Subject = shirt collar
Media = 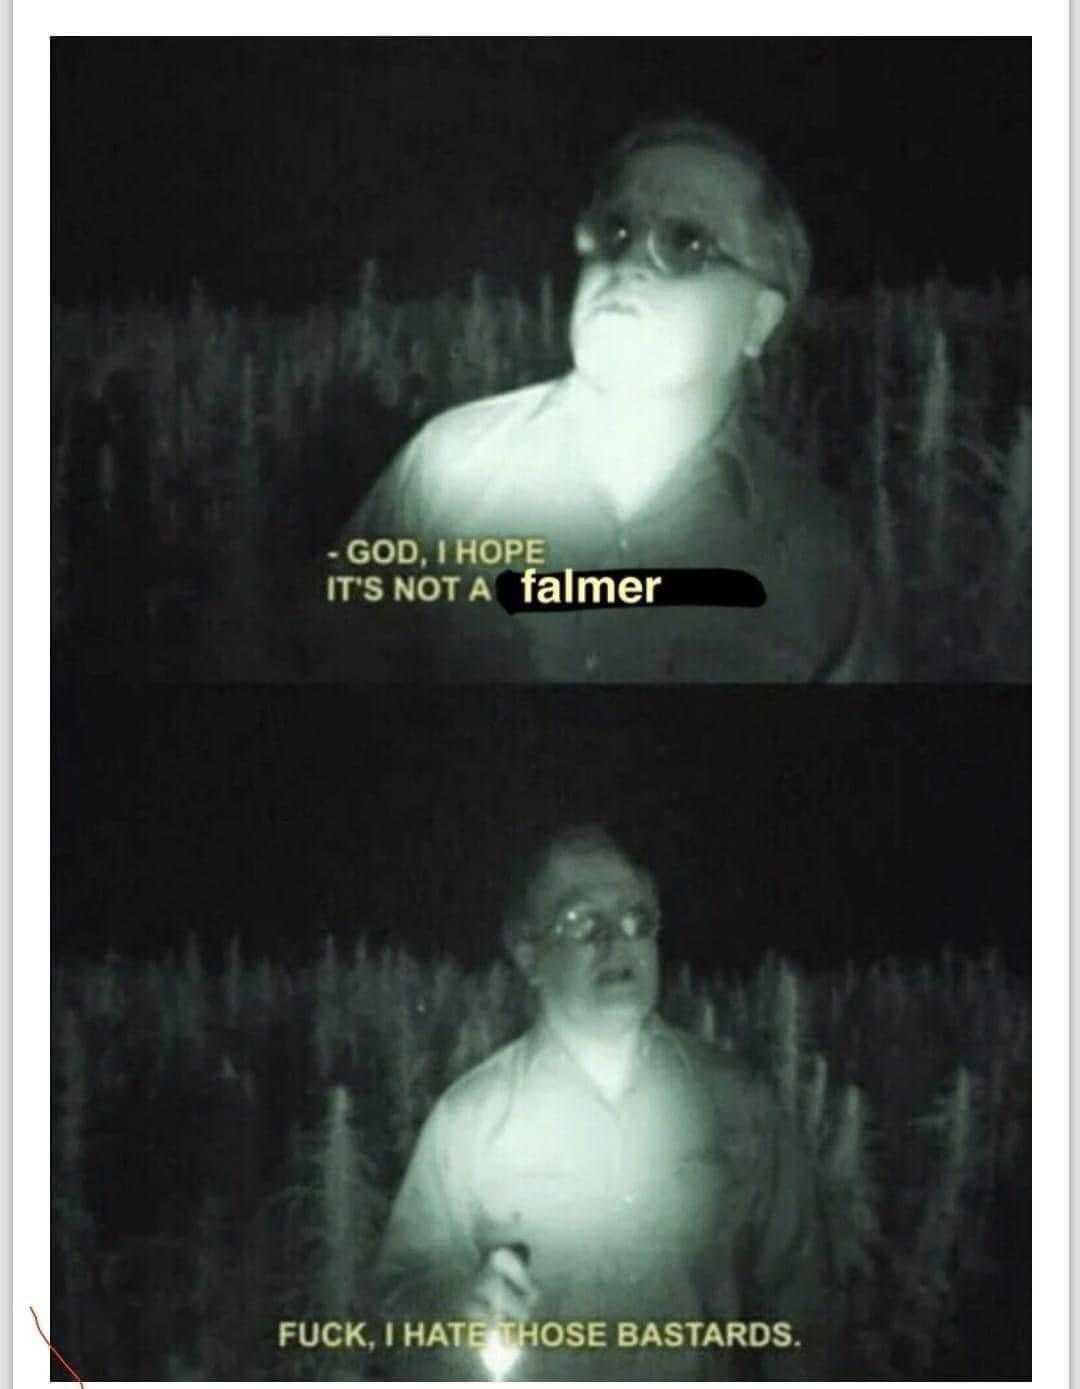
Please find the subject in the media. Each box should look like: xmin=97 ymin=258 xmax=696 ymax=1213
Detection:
xmin=522 ymin=1009 xmax=674 ymax=1081
xmin=613 ymin=399 xmax=760 ymax=534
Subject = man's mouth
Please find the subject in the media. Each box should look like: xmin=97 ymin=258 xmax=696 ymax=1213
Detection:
xmin=594 ymin=965 xmax=637 ymax=988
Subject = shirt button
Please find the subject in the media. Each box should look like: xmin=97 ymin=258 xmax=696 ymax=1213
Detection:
xmin=616 ymin=533 xmax=629 ymax=556
xmin=585 ymin=651 xmax=599 ymax=674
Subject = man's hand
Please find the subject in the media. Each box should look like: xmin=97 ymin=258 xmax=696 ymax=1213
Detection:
xmin=464 ymin=1246 xmax=540 ymax=1322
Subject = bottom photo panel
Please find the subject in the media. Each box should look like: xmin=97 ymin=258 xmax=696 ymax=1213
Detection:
xmin=51 ymin=683 xmax=1031 ymax=1383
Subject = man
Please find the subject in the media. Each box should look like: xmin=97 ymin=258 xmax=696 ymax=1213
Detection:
xmin=329 ymin=118 xmax=891 ymax=682
xmin=374 ymin=827 xmax=830 ymax=1381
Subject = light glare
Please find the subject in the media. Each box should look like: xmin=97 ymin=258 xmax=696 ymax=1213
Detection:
xmin=480 ymin=1325 xmax=522 ymax=1380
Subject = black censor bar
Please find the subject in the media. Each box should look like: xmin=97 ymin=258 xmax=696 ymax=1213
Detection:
xmin=495 ymin=568 xmax=767 ymax=615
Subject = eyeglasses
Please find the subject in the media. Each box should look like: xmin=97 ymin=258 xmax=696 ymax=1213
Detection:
xmin=574 ymin=202 xmax=775 ymax=286
xmin=545 ymin=901 xmax=661 ymax=947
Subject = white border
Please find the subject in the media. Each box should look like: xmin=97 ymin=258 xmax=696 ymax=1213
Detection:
xmin=19 ymin=12 xmax=1065 ymax=1389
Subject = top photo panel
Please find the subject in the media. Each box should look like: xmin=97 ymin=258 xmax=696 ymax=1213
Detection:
xmin=52 ymin=38 xmax=1031 ymax=684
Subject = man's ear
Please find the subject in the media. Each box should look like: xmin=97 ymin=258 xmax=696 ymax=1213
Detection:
xmin=743 ymin=287 xmax=787 ymax=359
xmin=510 ymin=939 xmax=539 ymax=985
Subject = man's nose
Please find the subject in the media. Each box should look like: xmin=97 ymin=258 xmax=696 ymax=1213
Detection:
xmin=618 ymin=245 xmax=656 ymax=276
xmin=609 ymin=230 xmax=660 ymax=278
xmin=591 ymin=925 xmax=632 ymax=958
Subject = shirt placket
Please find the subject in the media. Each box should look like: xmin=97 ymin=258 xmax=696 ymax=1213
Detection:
xmin=579 ymin=1087 xmax=638 ymax=1304
xmin=579 ymin=502 xmax=635 ymax=678
xmin=577 ymin=459 xmax=727 ymax=679
xmin=599 ymin=1040 xmax=664 ymax=1294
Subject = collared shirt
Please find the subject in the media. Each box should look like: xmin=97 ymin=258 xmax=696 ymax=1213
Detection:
xmin=374 ymin=1015 xmax=828 ymax=1381
xmin=324 ymin=377 xmax=893 ymax=683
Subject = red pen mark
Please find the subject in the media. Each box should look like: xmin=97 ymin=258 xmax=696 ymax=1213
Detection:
xmin=29 ymin=1306 xmax=85 ymax=1386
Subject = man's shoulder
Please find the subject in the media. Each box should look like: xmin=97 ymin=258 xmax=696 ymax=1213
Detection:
xmin=657 ymin=1022 xmax=780 ymax=1116
xmin=357 ymin=379 xmax=562 ymax=537
xmin=433 ymin=1033 xmax=530 ymax=1124
xmin=412 ymin=379 xmax=563 ymax=464
xmin=745 ymin=428 xmax=857 ymax=562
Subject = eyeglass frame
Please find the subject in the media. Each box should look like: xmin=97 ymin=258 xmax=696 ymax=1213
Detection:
xmin=573 ymin=200 xmax=787 ymax=298
xmin=536 ymin=899 xmax=663 ymax=949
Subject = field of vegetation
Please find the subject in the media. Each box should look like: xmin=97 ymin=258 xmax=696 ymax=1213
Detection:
xmin=51 ymin=940 xmax=1030 ymax=1381
xmin=51 ymin=268 xmax=1031 ymax=681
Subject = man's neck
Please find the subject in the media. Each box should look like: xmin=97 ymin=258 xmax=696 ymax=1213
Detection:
xmin=568 ymin=372 xmax=738 ymax=523
xmin=543 ymin=1011 xmax=649 ymax=1105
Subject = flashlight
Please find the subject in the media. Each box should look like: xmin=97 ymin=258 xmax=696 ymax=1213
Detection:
xmin=478 ymin=1241 xmax=530 ymax=1381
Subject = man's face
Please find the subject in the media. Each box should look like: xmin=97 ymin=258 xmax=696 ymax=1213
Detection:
xmin=569 ymin=143 xmax=785 ymax=396
xmin=518 ymin=845 xmax=661 ymax=1039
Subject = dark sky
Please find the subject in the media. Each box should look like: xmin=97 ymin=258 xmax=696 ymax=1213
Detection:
xmin=51 ymin=37 xmax=1031 ymax=309
xmin=53 ymin=683 xmax=1030 ymax=976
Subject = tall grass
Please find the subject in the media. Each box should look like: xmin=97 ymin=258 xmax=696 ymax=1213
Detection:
xmin=51 ymin=937 xmax=1030 ymax=1380
xmin=51 ymin=271 xmax=1030 ymax=680
xmin=52 ymin=1006 xmax=92 ymax=1360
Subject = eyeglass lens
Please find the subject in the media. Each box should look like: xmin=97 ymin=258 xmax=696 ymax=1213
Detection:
xmin=555 ymin=904 xmax=659 ymax=944
xmin=575 ymin=206 xmax=744 ymax=278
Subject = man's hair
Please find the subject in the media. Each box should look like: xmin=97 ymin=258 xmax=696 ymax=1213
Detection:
xmin=501 ymin=824 xmax=647 ymax=952
xmin=595 ymin=116 xmax=813 ymax=318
